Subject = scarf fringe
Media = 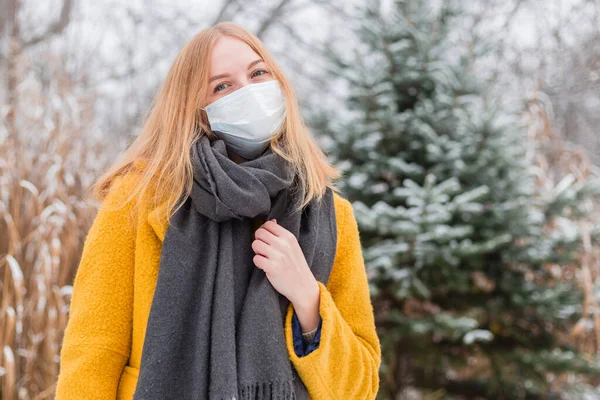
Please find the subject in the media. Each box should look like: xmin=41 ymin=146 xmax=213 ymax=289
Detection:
xmin=234 ymin=380 xmax=297 ymax=400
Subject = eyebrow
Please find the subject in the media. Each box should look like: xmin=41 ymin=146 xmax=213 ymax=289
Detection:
xmin=209 ymin=58 xmax=265 ymax=83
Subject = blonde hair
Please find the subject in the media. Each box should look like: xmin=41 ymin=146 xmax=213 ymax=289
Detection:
xmin=91 ymin=21 xmax=341 ymax=224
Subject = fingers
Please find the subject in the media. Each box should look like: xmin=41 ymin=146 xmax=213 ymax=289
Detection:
xmin=253 ymin=219 xmax=297 ymax=276
xmin=251 ymin=238 xmax=271 ymax=258
xmin=253 ymin=253 xmax=272 ymax=272
xmin=260 ymin=219 xmax=289 ymax=238
xmin=254 ymin=224 xmax=278 ymax=245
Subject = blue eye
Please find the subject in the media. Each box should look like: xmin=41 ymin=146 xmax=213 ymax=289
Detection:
xmin=252 ymin=69 xmax=269 ymax=78
xmin=214 ymin=83 xmax=227 ymax=93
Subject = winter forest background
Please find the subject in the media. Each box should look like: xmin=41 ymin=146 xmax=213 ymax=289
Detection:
xmin=2 ymin=0 xmax=600 ymax=399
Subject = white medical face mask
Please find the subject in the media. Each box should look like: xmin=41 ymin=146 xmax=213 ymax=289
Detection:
xmin=204 ymin=80 xmax=287 ymax=160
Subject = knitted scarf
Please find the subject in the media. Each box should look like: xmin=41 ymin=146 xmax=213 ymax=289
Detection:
xmin=133 ymin=134 xmax=338 ymax=399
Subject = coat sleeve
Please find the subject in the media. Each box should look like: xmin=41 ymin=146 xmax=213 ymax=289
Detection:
xmin=284 ymin=194 xmax=382 ymax=400
xmin=54 ymin=173 xmax=137 ymax=399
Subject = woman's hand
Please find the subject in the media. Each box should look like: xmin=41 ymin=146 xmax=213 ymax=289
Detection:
xmin=252 ymin=218 xmax=321 ymax=332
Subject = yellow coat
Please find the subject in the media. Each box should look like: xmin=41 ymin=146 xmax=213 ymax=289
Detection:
xmin=54 ymin=169 xmax=381 ymax=399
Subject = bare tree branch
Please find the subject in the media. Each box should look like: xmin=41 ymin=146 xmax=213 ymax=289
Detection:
xmin=22 ymin=0 xmax=73 ymax=48
xmin=0 ymin=0 xmax=10 ymax=40
xmin=212 ymin=0 xmax=240 ymax=25
xmin=255 ymin=0 xmax=293 ymax=39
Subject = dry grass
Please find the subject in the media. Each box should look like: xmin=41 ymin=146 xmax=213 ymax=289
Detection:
xmin=528 ymin=97 xmax=600 ymax=359
xmin=0 ymin=64 xmax=120 ymax=398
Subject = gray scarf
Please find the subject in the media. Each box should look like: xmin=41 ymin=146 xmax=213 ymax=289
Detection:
xmin=133 ymin=134 xmax=338 ymax=399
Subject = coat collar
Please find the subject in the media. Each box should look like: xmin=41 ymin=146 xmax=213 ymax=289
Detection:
xmin=134 ymin=159 xmax=169 ymax=243
xmin=147 ymin=198 xmax=169 ymax=242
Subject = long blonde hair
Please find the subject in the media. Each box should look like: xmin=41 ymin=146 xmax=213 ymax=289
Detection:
xmin=91 ymin=21 xmax=341 ymax=224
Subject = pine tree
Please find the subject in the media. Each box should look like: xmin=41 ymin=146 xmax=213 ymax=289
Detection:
xmin=311 ymin=0 xmax=600 ymax=398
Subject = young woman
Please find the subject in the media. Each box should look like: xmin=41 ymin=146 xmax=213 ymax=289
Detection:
xmin=54 ymin=21 xmax=381 ymax=400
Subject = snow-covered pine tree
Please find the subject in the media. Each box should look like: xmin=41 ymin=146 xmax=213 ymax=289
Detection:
xmin=310 ymin=0 xmax=600 ymax=398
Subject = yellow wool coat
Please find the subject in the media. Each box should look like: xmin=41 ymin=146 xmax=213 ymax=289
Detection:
xmin=54 ymin=169 xmax=381 ymax=400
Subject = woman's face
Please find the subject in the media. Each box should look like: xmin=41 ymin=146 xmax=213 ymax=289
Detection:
xmin=206 ymin=36 xmax=275 ymax=105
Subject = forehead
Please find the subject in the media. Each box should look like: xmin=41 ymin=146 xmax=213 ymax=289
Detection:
xmin=209 ymin=36 xmax=262 ymax=74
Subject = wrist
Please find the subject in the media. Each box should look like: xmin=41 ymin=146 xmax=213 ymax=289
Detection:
xmin=292 ymin=280 xmax=321 ymax=332
xmin=293 ymin=279 xmax=320 ymax=310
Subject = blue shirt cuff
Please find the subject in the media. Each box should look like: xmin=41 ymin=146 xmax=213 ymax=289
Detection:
xmin=291 ymin=310 xmax=322 ymax=357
